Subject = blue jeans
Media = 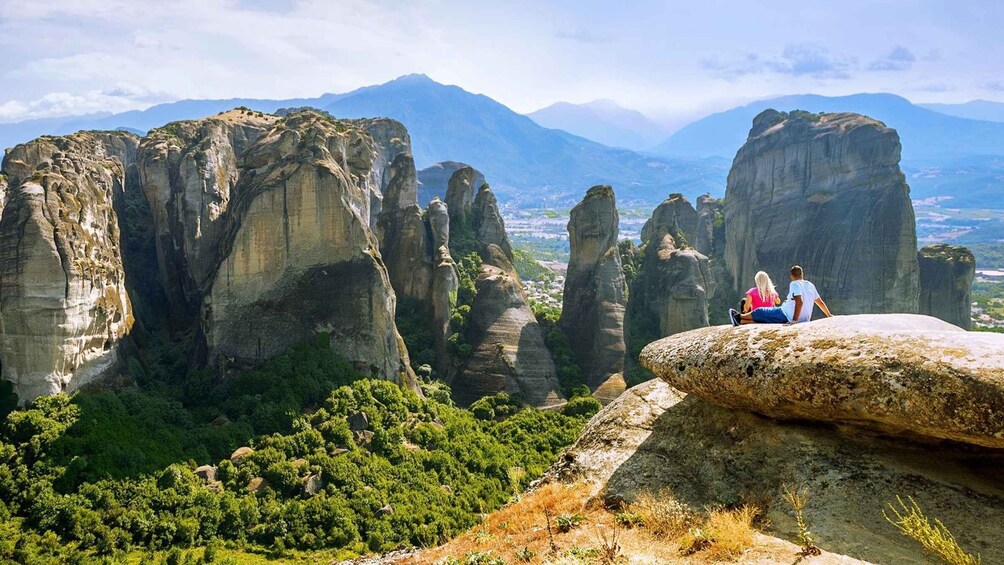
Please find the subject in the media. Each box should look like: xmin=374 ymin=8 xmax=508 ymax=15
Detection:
xmin=751 ymin=306 xmax=789 ymax=324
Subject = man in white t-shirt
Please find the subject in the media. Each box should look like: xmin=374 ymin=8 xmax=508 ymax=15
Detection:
xmin=730 ymin=265 xmax=833 ymax=325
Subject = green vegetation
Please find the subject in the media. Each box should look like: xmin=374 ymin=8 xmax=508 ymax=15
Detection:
xmin=395 ymin=297 xmax=436 ymax=371
xmin=447 ymin=252 xmax=484 ymax=361
xmin=885 ymin=496 xmax=981 ymax=565
xmin=0 ymin=337 xmax=589 ymax=563
xmin=531 ymin=304 xmax=586 ymax=396
xmin=512 ymin=248 xmax=556 ymax=282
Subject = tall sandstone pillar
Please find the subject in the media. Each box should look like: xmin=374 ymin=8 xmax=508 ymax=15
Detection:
xmin=560 ymin=186 xmax=628 ymax=397
xmin=724 ymin=109 xmax=919 ymax=314
xmin=918 ymin=244 xmax=975 ymax=330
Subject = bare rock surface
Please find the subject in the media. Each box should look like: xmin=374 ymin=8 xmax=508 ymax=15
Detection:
xmin=640 ymin=314 xmax=1004 ymax=448
xmin=450 ymin=245 xmax=563 ymax=407
xmin=472 ymin=184 xmax=512 ymax=260
xmin=723 ymin=110 xmax=919 ymax=314
xmin=376 ymin=152 xmax=432 ymax=302
xmin=202 ymin=110 xmax=416 ymax=389
xmin=629 ymin=228 xmax=716 ymax=337
xmin=547 ymin=379 xmax=1004 ymax=564
xmin=0 ymin=131 xmax=139 ymax=402
xmin=918 ymin=244 xmax=975 ymax=330
xmin=559 ymin=185 xmax=627 ymax=390
xmin=136 ymin=111 xmax=271 ymax=319
xmin=640 ymin=193 xmax=699 ymax=246
xmin=418 ymin=160 xmax=484 ymax=209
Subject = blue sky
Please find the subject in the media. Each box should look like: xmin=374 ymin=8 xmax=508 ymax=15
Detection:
xmin=0 ymin=0 xmax=1001 ymax=124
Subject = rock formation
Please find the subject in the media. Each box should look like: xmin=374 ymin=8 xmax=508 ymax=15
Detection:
xmin=200 ymin=110 xmax=416 ymax=388
xmin=426 ymin=198 xmax=458 ymax=375
xmin=626 ymin=194 xmax=716 ymax=347
xmin=472 ymin=183 xmax=513 ymax=261
xmin=376 ymin=152 xmax=433 ymax=302
xmin=559 ymin=186 xmax=627 ymax=393
xmin=547 ymin=378 xmax=1004 ymax=564
xmin=640 ymin=193 xmax=699 ymax=247
xmin=640 ymin=314 xmax=1004 ymax=448
xmin=418 ymin=161 xmax=484 ymax=208
xmin=724 ymin=110 xmax=919 ymax=314
xmin=450 ymin=245 xmax=563 ymax=408
xmin=0 ymin=131 xmax=139 ymax=402
xmin=694 ymin=194 xmax=723 ymax=258
xmin=918 ymin=244 xmax=975 ymax=330
xmin=444 ymin=165 xmax=482 ymax=258
xmin=137 ymin=111 xmax=272 ymax=323
xmin=358 ymin=118 xmax=411 ymax=226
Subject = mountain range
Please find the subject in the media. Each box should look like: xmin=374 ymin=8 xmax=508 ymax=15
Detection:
xmin=527 ymin=99 xmax=668 ymax=150
xmin=651 ymin=93 xmax=1004 ymax=161
xmin=2 ymin=77 xmax=1003 ymax=208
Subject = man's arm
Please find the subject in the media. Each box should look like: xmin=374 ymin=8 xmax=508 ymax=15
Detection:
xmin=788 ymin=295 xmax=803 ymax=324
xmin=814 ymin=297 xmax=833 ymax=317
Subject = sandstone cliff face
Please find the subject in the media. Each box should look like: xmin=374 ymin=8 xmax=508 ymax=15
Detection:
xmin=694 ymin=194 xmax=724 ymax=258
xmin=0 ymin=131 xmax=139 ymax=402
xmin=444 ymin=165 xmax=482 ymax=257
xmin=201 ymin=111 xmax=416 ymax=388
xmin=724 ymin=110 xmax=919 ymax=314
xmin=418 ymin=161 xmax=484 ymax=208
xmin=375 ymin=152 xmax=433 ymax=302
xmin=918 ymin=244 xmax=975 ymax=330
xmin=559 ymin=186 xmax=627 ymax=392
xmin=472 ymin=184 xmax=513 ymax=260
xmin=451 ymin=245 xmax=563 ymax=408
xmin=640 ymin=193 xmax=699 ymax=247
xmin=137 ymin=112 xmax=271 ymax=321
xmin=427 ymin=198 xmax=458 ymax=375
xmin=627 ymin=195 xmax=716 ymax=347
xmin=359 ymin=119 xmax=411 ymax=227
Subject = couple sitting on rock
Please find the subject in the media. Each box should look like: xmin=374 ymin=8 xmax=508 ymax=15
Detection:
xmin=729 ymin=265 xmax=833 ymax=326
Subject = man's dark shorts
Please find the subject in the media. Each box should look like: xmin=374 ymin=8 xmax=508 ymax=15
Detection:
xmin=751 ymin=306 xmax=788 ymax=324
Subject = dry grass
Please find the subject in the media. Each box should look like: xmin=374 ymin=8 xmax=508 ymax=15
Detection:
xmin=884 ymin=496 xmax=981 ymax=565
xmin=404 ymin=482 xmax=794 ymax=564
xmin=626 ymin=490 xmax=697 ymax=537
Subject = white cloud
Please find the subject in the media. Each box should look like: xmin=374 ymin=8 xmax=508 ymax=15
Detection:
xmin=0 ymin=90 xmax=149 ymax=122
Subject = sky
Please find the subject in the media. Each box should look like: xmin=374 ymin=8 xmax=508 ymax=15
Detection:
xmin=0 ymin=0 xmax=1002 ymax=125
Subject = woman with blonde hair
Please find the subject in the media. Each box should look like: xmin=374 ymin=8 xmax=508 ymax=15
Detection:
xmin=743 ymin=271 xmax=780 ymax=313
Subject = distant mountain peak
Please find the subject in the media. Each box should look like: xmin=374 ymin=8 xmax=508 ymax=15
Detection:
xmin=385 ymin=73 xmax=436 ymax=85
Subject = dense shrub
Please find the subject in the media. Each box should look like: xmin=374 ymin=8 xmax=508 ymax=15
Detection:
xmin=0 ymin=339 xmax=587 ymax=561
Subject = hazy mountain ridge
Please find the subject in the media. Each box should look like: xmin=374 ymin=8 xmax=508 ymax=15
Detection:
xmin=527 ymin=99 xmax=668 ymax=150
xmin=653 ymin=93 xmax=1004 ymax=161
xmin=920 ymin=99 xmax=1004 ymax=122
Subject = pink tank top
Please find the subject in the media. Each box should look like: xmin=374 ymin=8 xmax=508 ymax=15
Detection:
xmin=746 ymin=287 xmax=777 ymax=309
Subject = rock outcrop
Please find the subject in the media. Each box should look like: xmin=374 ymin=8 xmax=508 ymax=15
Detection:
xmin=548 ymin=379 xmax=1004 ymax=564
xmin=724 ymin=110 xmax=919 ymax=314
xmin=640 ymin=314 xmax=1004 ymax=448
xmin=444 ymin=165 xmax=482 ymax=257
xmin=201 ymin=111 xmax=416 ymax=388
xmin=376 ymin=152 xmax=433 ymax=302
xmin=627 ymin=196 xmax=716 ymax=342
xmin=359 ymin=118 xmax=411 ymax=226
xmin=0 ymin=131 xmax=139 ymax=402
xmin=472 ymin=184 xmax=513 ymax=261
xmin=418 ymin=161 xmax=484 ymax=208
xmin=918 ymin=244 xmax=975 ymax=330
xmin=137 ymin=111 xmax=272 ymax=322
xmin=640 ymin=193 xmax=699 ymax=247
xmin=559 ymin=186 xmax=627 ymax=392
xmin=450 ymin=245 xmax=563 ymax=408
xmin=427 ymin=198 xmax=458 ymax=375
xmin=694 ymin=194 xmax=723 ymax=258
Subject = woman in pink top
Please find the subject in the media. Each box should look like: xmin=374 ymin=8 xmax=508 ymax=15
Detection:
xmin=742 ymin=271 xmax=781 ymax=313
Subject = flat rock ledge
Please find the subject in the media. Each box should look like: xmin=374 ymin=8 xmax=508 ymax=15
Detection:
xmin=640 ymin=314 xmax=1004 ymax=448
